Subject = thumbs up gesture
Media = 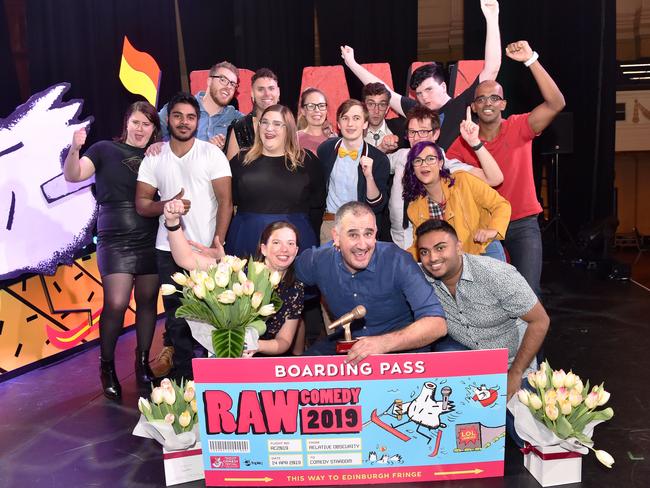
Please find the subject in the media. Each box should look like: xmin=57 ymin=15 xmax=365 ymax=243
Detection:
xmin=170 ymin=188 xmax=191 ymax=214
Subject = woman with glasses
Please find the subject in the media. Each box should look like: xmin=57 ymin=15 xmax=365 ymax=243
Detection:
xmin=226 ymin=104 xmax=326 ymax=259
xmin=63 ymin=101 xmax=162 ymax=400
xmin=402 ymin=140 xmax=511 ymax=262
xmin=296 ymin=88 xmax=336 ymax=153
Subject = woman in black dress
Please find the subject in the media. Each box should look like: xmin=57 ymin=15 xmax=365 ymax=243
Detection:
xmin=225 ymin=104 xmax=325 ymax=258
xmin=63 ymin=101 xmax=161 ymax=400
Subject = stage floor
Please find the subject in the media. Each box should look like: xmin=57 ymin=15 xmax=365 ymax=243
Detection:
xmin=1 ymin=258 xmax=648 ymax=488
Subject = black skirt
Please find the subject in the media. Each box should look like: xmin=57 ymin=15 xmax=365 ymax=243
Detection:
xmin=96 ymin=201 xmax=158 ymax=276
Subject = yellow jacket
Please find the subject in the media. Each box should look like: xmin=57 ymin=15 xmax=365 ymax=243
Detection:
xmin=407 ymin=171 xmax=511 ymax=258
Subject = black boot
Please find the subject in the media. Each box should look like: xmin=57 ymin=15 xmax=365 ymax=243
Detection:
xmin=135 ymin=349 xmax=155 ymax=384
xmin=100 ymin=358 xmax=122 ymax=400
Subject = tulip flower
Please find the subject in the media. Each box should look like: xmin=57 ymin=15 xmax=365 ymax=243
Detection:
xmin=535 ymin=370 xmax=548 ymax=389
xmin=597 ymin=388 xmax=611 ymax=406
xmin=559 ymin=399 xmax=572 ymax=416
xmin=242 ymin=280 xmax=255 ymax=296
xmin=138 ymin=397 xmax=152 ymax=416
xmin=527 ymin=371 xmax=537 ymax=389
xmin=252 ymin=261 xmax=265 ymax=274
xmin=552 ymin=369 xmax=566 ymax=389
xmin=251 ymin=291 xmax=263 ymax=309
xmin=544 ymin=389 xmax=557 ymax=406
xmin=215 ymin=271 xmax=229 ymax=288
xmin=232 ymin=283 xmax=244 ymax=297
xmin=160 ymin=284 xmax=177 ymax=296
xmin=217 ymin=290 xmax=237 ymax=304
xmin=258 ymin=304 xmax=276 ymax=317
xmin=164 ymin=413 xmax=175 ymax=425
xmin=171 ymin=272 xmax=188 ymax=286
xmin=238 ymin=270 xmax=248 ymax=284
xmin=573 ymin=378 xmax=584 ymax=394
xmin=585 ymin=391 xmax=599 ymax=409
xmin=545 ymin=403 xmax=559 ymax=421
xmin=556 ymin=387 xmax=569 ymax=403
xmin=217 ymin=261 xmax=231 ymax=275
xmin=594 ymin=449 xmax=615 ymax=468
xmin=529 ymin=393 xmax=543 ymax=410
xmin=190 ymin=399 xmax=198 ymax=413
xmin=160 ymin=378 xmax=173 ymax=390
xmin=517 ymin=389 xmax=530 ymax=406
xmin=569 ymin=388 xmax=583 ymax=407
xmin=269 ymin=270 xmax=282 ymax=286
xmin=204 ymin=277 xmax=215 ymax=291
xmin=163 ymin=388 xmax=176 ymax=405
xmin=564 ymin=371 xmax=577 ymax=389
xmin=189 ymin=269 xmax=201 ymax=285
xmin=184 ymin=387 xmax=195 ymax=402
xmin=151 ymin=387 xmax=165 ymax=405
xmin=193 ymin=283 xmax=206 ymax=299
xmin=185 ymin=380 xmax=195 ymax=390
xmin=179 ymin=410 xmax=192 ymax=428
xmin=231 ymin=258 xmax=246 ymax=273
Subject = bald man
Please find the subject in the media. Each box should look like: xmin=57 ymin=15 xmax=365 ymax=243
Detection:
xmin=446 ymin=41 xmax=565 ymax=296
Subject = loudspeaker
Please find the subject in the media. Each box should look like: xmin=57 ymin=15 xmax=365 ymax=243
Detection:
xmin=538 ymin=112 xmax=573 ymax=155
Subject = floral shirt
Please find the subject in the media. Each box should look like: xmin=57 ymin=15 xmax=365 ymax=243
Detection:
xmin=261 ymin=279 xmax=304 ymax=339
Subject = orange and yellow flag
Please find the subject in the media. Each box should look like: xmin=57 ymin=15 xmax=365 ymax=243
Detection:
xmin=118 ymin=36 xmax=161 ymax=107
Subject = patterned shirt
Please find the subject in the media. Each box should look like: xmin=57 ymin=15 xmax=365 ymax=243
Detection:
xmin=261 ymin=279 xmax=304 ymax=340
xmin=423 ymin=253 xmax=538 ymax=366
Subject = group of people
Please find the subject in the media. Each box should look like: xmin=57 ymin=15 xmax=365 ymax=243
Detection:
xmin=63 ymin=1 xmax=563 ymax=412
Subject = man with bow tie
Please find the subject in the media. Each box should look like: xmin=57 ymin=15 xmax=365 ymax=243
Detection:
xmin=316 ymin=99 xmax=390 ymax=244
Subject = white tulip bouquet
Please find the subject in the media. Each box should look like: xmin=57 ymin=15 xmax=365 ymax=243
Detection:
xmin=509 ymin=360 xmax=614 ymax=468
xmin=161 ymin=256 xmax=282 ymax=358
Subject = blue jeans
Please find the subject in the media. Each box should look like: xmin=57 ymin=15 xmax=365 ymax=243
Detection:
xmin=503 ymin=215 xmax=542 ymax=297
xmin=482 ymin=239 xmax=506 ymax=262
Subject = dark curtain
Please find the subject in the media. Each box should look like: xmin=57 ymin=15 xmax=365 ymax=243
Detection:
xmin=316 ymin=0 xmax=418 ymax=99
xmin=464 ymin=0 xmax=616 ymax=232
xmin=26 ymin=0 xmax=180 ymax=144
xmin=0 ymin=0 xmax=21 ymax=117
xmin=179 ymin=0 xmax=315 ymax=113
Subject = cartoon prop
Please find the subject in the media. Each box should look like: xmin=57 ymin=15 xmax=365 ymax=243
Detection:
xmin=0 ymin=84 xmax=94 ymax=280
xmin=119 ymin=36 xmax=161 ymax=107
xmin=193 ymin=350 xmax=507 ymax=486
xmin=327 ymin=305 xmax=366 ymax=354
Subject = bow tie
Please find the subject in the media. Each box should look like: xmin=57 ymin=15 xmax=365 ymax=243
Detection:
xmin=338 ymin=147 xmax=358 ymax=160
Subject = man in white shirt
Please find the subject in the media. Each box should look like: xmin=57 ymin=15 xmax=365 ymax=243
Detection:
xmin=136 ymin=92 xmax=232 ymax=381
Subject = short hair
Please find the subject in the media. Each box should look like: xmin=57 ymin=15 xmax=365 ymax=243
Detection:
xmin=405 ymin=105 xmax=441 ymax=132
xmin=334 ymin=201 xmax=374 ymax=228
xmin=336 ymin=99 xmax=369 ymax=122
xmin=362 ymin=82 xmax=391 ymax=100
xmin=167 ymin=92 xmax=200 ymax=118
xmin=210 ymin=61 xmax=239 ymax=80
xmin=409 ymin=63 xmax=446 ymax=90
xmin=402 ymin=141 xmax=454 ymax=204
xmin=252 ymin=68 xmax=278 ymax=85
xmin=117 ymin=101 xmax=161 ymax=146
xmin=415 ymin=218 xmax=459 ymax=241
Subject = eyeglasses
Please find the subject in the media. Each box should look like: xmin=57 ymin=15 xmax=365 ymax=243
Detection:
xmin=407 ymin=129 xmax=434 ymax=138
xmin=366 ymin=101 xmax=389 ymax=110
xmin=259 ymin=119 xmax=286 ymax=131
xmin=412 ymin=155 xmax=440 ymax=167
xmin=473 ymin=94 xmax=504 ymax=105
xmin=303 ymin=102 xmax=327 ymax=111
xmin=209 ymin=74 xmax=239 ymax=89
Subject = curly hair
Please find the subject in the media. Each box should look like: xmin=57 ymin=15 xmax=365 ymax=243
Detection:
xmin=402 ymin=141 xmax=454 ymax=204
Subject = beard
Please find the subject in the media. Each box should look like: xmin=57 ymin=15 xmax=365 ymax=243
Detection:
xmin=168 ymin=122 xmax=198 ymax=142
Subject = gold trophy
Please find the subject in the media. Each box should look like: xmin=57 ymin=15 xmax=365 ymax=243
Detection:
xmin=327 ymin=305 xmax=367 ymax=354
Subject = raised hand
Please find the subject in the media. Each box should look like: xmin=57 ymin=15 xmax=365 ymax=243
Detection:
xmin=71 ymin=128 xmax=87 ymax=152
xmin=505 ymin=40 xmax=534 ymax=63
xmin=480 ymin=0 xmax=499 ymax=21
xmin=359 ymin=155 xmax=374 ymax=178
xmin=170 ymin=188 xmax=191 ymax=214
xmin=377 ymin=134 xmax=399 ymax=154
xmin=460 ymin=106 xmax=481 ymax=146
xmin=340 ymin=45 xmax=356 ymax=66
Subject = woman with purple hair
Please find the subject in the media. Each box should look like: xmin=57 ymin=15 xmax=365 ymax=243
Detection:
xmin=402 ymin=140 xmax=511 ymax=261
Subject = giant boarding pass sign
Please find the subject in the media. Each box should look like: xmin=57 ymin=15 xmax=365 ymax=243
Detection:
xmin=193 ymin=350 xmax=507 ymax=486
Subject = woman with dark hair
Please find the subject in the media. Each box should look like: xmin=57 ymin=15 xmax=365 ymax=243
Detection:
xmin=226 ymin=104 xmax=326 ymax=259
xmin=163 ymin=201 xmax=304 ymax=356
xmin=296 ymin=87 xmax=336 ymax=153
xmin=63 ymin=101 xmax=162 ymax=400
xmin=402 ymin=140 xmax=511 ymax=261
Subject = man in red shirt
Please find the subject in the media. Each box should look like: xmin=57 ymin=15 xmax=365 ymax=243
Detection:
xmin=446 ymin=41 xmax=565 ymax=296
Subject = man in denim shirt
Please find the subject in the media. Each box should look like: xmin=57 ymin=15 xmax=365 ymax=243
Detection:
xmin=297 ymin=201 xmax=447 ymax=363
xmin=159 ymin=61 xmax=243 ymax=150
